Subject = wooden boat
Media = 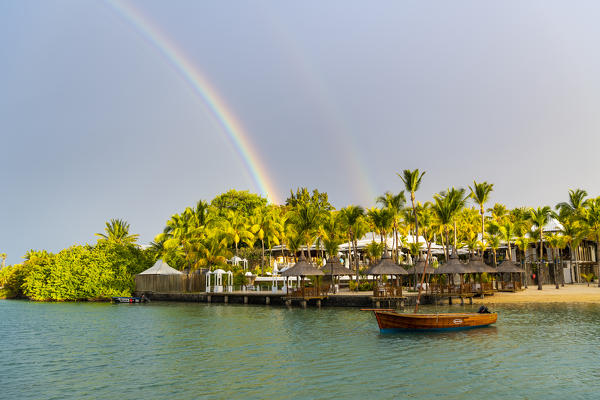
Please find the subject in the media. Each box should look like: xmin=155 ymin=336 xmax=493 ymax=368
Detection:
xmin=111 ymin=296 xmax=149 ymax=304
xmin=372 ymin=310 xmax=497 ymax=332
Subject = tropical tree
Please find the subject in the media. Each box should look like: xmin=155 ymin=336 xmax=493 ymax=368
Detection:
xmin=546 ymin=233 xmax=568 ymax=289
xmin=499 ymin=221 xmax=517 ymax=261
xmin=95 ymin=219 xmax=139 ymax=245
xmin=529 ymin=206 xmax=554 ymax=290
xmin=559 ymin=219 xmax=585 ymax=284
xmin=376 ymin=191 xmax=406 ymax=261
xmin=581 ymin=197 xmax=600 ymax=287
xmin=488 ymin=203 xmax=509 ymax=223
xmin=339 ymin=205 xmax=367 ymax=289
xmin=286 ymin=203 xmax=324 ymax=262
xmin=0 ymin=253 xmax=6 ymax=269
xmin=196 ymin=232 xmax=232 ymax=269
xmin=432 ymin=187 xmax=468 ymax=257
xmin=367 ymin=208 xmax=395 ymax=248
xmin=515 ymin=236 xmax=532 ymax=288
xmin=485 ymin=222 xmax=501 ymax=267
xmin=250 ymin=206 xmax=282 ymax=273
xmin=556 ymin=189 xmax=588 ymax=218
xmin=469 ymin=180 xmax=494 ymax=243
xmin=223 ymin=210 xmax=254 ymax=258
xmin=398 ymin=169 xmax=425 ymax=248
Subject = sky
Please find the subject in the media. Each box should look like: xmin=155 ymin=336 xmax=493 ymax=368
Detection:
xmin=2 ymin=0 xmax=600 ymax=264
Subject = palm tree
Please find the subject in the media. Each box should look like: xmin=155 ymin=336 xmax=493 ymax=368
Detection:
xmin=581 ymin=197 xmax=600 ymax=287
xmin=95 ymin=219 xmax=139 ymax=245
xmin=556 ymin=189 xmax=588 ymax=218
xmin=376 ymin=191 xmax=406 ymax=261
xmin=499 ymin=221 xmax=516 ymax=261
xmin=485 ymin=222 xmax=501 ymax=267
xmin=286 ymin=203 xmax=323 ymax=262
xmin=250 ymin=206 xmax=282 ymax=273
xmin=340 ymin=205 xmax=366 ymax=289
xmin=197 ymin=231 xmax=232 ymax=269
xmin=469 ymin=181 xmax=494 ymax=243
xmin=224 ymin=210 xmax=254 ymax=258
xmin=560 ymin=220 xmax=585 ymax=284
xmin=367 ymin=208 xmax=395 ymax=248
xmin=546 ymin=233 xmax=566 ymax=289
xmin=488 ymin=203 xmax=509 ymax=223
xmin=515 ymin=236 xmax=531 ymax=288
xmin=433 ymin=187 xmax=468 ymax=257
xmin=529 ymin=206 xmax=554 ymax=290
xmin=398 ymin=169 xmax=425 ymax=247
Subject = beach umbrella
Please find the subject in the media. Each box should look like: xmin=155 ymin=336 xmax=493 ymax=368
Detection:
xmin=321 ymin=257 xmax=355 ymax=294
xmin=280 ymin=253 xmax=324 ymax=277
xmin=321 ymin=258 xmax=356 ymax=276
xmin=281 ymin=253 xmax=324 ymax=296
xmin=496 ymin=260 xmax=526 ymax=273
xmin=365 ymin=251 xmax=409 ymax=276
xmin=365 ymin=251 xmax=408 ymax=296
xmin=434 ymin=254 xmax=470 ymax=275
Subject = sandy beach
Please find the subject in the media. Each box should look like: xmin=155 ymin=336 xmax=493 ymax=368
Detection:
xmin=473 ymin=283 xmax=600 ymax=304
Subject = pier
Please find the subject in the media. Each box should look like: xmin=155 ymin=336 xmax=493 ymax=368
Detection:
xmin=135 ymin=290 xmax=449 ymax=308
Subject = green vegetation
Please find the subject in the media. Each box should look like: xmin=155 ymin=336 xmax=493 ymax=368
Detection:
xmin=3 ymin=172 xmax=600 ymax=301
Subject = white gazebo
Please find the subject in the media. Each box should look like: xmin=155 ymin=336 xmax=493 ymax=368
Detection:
xmin=228 ymin=256 xmax=249 ymax=270
xmin=206 ymin=269 xmax=233 ymax=293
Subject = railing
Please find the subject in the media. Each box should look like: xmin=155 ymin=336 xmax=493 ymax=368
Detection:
xmin=372 ymin=284 xmax=403 ymax=298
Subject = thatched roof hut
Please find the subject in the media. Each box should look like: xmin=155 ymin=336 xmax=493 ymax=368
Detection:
xmin=365 ymin=252 xmax=408 ymax=276
xmin=321 ymin=258 xmax=355 ymax=276
xmin=281 ymin=254 xmax=324 ymax=277
xmin=497 ymin=260 xmax=525 ymax=273
xmin=466 ymin=256 xmax=497 ymax=274
xmin=434 ymin=254 xmax=471 ymax=274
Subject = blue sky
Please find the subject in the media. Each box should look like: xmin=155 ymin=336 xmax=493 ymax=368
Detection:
xmin=2 ymin=0 xmax=600 ymax=264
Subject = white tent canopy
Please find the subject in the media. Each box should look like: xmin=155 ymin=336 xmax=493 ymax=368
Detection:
xmin=138 ymin=259 xmax=183 ymax=275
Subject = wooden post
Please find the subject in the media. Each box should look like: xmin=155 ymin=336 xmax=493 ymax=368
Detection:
xmin=244 ymin=296 xmax=248 ymax=304
xmin=469 ymin=297 xmax=473 ymax=305
xmin=448 ymin=296 xmax=452 ymax=305
xmin=285 ymin=299 xmax=292 ymax=307
xmin=224 ymin=296 xmax=228 ymax=304
xmin=265 ymin=296 xmax=270 ymax=305
xmin=375 ymin=300 xmax=381 ymax=308
xmin=207 ymin=295 xmax=211 ymax=303
xmin=301 ymin=300 xmax=307 ymax=308
xmin=460 ymin=296 xmax=464 ymax=305
xmin=316 ymin=299 xmax=321 ymax=308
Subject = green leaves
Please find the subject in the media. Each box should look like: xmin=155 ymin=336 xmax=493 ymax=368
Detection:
xmin=18 ymin=243 xmax=153 ymax=301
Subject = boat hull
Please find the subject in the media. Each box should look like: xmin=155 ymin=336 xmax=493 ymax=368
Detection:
xmin=374 ymin=311 xmax=497 ymax=332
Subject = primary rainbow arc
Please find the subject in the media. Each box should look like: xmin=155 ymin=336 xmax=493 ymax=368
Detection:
xmin=106 ymin=0 xmax=280 ymax=204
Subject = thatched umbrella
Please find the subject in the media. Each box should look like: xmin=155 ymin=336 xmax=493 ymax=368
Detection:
xmin=366 ymin=252 xmax=408 ymax=297
xmin=407 ymin=259 xmax=436 ymax=292
xmin=321 ymin=257 xmax=355 ymax=294
xmin=366 ymin=252 xmax=409 ymax=276
xmin=465 ymin=256 xmax=496 ymax=296
xmin=281 ymin=253 xmax=324 ymax=296
xmin=497 ymin=259 xmax=525 ymax=291
xmin=433 ymin=254 xmax=471 ymax=293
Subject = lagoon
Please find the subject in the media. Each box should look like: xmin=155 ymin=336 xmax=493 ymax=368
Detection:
xmin=2 ymin=300 xmax=599 ymax=399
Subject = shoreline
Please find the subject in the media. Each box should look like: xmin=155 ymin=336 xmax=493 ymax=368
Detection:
xmin=473 ymin=284 xmax=600 ymax=304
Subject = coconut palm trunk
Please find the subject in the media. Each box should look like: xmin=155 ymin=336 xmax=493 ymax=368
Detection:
xmin=538 ymin=234 xmax=544 ymax=290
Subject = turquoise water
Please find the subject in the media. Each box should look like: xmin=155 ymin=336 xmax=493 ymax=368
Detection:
xmin=2 ymin=300 xmax=599 ymax=400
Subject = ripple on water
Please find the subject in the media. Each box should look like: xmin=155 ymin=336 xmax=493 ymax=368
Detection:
xmin=2 ymin=301 xmax=600 ymax=399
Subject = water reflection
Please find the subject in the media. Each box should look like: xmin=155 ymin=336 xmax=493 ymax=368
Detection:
xmin=2 ymin=300 xmax=600 ymax=400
